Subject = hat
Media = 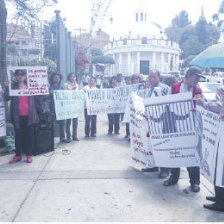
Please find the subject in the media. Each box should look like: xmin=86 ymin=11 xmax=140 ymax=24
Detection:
xmin=186 ymin=66 xmax=205 ymax=78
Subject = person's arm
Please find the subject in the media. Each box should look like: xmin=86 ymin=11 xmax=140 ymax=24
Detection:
xmin=149 ymin=114 xmax=162 ymax=122
xmin=175 ymin=112 xmax=190 ymax=120
xmin=197 ymin=98 xmax=222 ymax=114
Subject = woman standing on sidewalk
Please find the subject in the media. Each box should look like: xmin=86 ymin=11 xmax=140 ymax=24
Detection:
xmin=107 ymin=76 xmax=120 ymax=135
xmin=6 ymin=69 xmax=39 ymax=163
xmin=64 ymin=73 xmax=80 ymax=142
xmin=83 ymin=77 xmax=97 ymax=137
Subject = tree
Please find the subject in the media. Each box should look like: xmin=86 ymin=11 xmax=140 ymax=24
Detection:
xmin=165 ymin=10 xmax=191 ymax=42
xmin=0 ymin=0 xmax=56 ymax=84
xmin=92 ymin=55 xmax=115 ymax=64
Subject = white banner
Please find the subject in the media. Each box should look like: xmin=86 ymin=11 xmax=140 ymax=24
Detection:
xmin=86 ymin=84 xmax=140 ymax=115
xmin=196 ymin=106 xmax=220 ymax=182
xmin=144 ymin=93 xmax=198 ymax=168
xmin=54 ymin=90 xmax=85 ymax=120
xmin=8 ymin=66 xmax=49 ymax=96
xmin=130 ymin=94 xmax=155 ymax=168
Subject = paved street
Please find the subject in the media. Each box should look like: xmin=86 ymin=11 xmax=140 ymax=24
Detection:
xmin=0 ymin=115 xmax=224 ymax=222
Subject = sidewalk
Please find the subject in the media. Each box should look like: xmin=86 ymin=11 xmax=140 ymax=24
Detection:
xmin=0 ymin=115 xmax=223 ymax=222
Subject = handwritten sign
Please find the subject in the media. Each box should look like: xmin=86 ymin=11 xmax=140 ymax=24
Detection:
xmin=130 ymin=93 xmax=155 ymax=168
xmin=196 ymin=106 xmax=220 ymax=182
xmin=8 ymin=66 xmax=49 ymax=96
xmin=144 ymin=93 xmax=198 ymax=168
xmin=86 ymin=84 xmax=140 ymax=115
xmin=54 ymin=90 xmax=85 ymax=120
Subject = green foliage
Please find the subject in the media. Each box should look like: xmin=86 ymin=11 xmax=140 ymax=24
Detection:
xmin=18 ymin=58 xmax=57 ymax=75
xmin=90 ymin=48 xmax=103 ymax=58
xmin=166 ymin=10 xmax=220 ymax=59
xmin=92 ymin=55 xmax=115 ymax=64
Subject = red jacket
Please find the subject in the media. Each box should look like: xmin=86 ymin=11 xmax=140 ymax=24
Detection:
xmin=171 ymin=81 xmax=202 ymax=96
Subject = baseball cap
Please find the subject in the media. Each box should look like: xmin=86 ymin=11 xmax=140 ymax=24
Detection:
xmin=186 ymin=66 xmax=205 ymax=78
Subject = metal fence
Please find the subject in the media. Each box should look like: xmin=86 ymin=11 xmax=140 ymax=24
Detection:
xmin=55 ymin=10 xmax=76 ymax=83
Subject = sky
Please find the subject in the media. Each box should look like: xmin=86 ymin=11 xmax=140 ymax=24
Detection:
xmin=7 ymin=0 xmax=223 ymax=39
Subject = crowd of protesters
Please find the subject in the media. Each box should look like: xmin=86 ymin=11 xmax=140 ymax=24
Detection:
xmin=3 ymin=66 xmax=224 ymax=212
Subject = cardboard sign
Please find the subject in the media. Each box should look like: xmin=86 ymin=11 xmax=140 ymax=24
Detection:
xmin=8 ymin=66 xmax=49 ymax=96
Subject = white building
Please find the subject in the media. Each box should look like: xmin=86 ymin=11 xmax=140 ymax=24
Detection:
xmin=103 ymin=1 xmax=181 ymax=76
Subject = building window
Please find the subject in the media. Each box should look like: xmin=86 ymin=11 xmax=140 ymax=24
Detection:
xmin=141 ymin=13 xmax=143 ymax=21
xmin=136 ymin=13 xmax=138 ymax=22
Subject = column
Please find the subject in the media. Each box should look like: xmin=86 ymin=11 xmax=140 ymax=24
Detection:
xmin=168 ymin=53 xmax=171 ymax=72
xmin=119 ymin=53 xmax=123 ymax=74
xmin=136 ymin=51 xmax=140 ymax=74
xmin=176 ymin=54 xmax=180 ymax=71
xmin=127 ymin=52 xmax=131 ymax=75
xmin=173 ymin=54 xmax=176 ymax=71
xmin=112 ymin=54 xmax=115 ymax=75
xmin=160 ymin=52 xmax=164 ymax=72
xmin=152 ymin=52 xmax=156 ymax=70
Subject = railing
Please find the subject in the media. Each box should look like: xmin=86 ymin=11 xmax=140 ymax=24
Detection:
xmin=104 ymin=37 xmax=179 ymax=50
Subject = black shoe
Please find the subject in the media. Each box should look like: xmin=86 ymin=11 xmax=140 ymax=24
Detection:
xmin=73 ymin=137 xmax=79 ymax=141
xmin=91 ymin=134 xmax=96 ymax=137
xmin=108 ymin=132 xmax=113 ymax=135
xmin=158 ymin=171 xmax=169 ymax=179
xmin=115 ymin=132 xmax=120 ymax=135
xmin=206 ymin=196 xmax=216 ymax=202
xmin=204 ymin=203 xmax=224 ymax=212
xmin=125 ymin=135 xmax=130 ymax=138
xmin=66 ymin=138 xmax=72 ymax=143
xmin=163 ymin=178 xmax=178 ymax=186
xmin=60 ymin=138 xmax=68 ymax=143
xmin=142 ymin=167 xmax=159 ymax=172
xmin=191 ymin=184 xmax=200 ymax=192
xmin=85 ymin=135 xmax=90 ymax=138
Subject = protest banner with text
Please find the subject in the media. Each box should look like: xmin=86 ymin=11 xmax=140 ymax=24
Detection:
xmin=54 ymin=90 xmax=85 ymax=120
xmin=196 ymin=106 xmax=220 ymax=182
xmin=8 ymin=66 xmax=49 ymax=96
xmin=130 ymin=93 xmax=155 ymax=168
xmin=86 ymin=84 xmax=139 ymax=115
xmin=144 ymin=93 xmax=198 ymax=168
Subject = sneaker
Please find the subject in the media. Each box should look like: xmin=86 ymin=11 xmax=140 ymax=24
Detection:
xmin=26 ymin=156 xmax=33 ymax=163
xmin=66 ymin=138 xmax=72 ymax=143
xmin=91 ymin=134 xmax=96 ymax=137
xmin=115 ymin=132 xmax=120 ymax=135
xmin=206 ymin=196 xmax=216 ymax=202
xmin=108 ymin=132 xmax=113 ymax=135
xmin=158 ymin=171 xmax=169 ymax=179
xmin=9 ymin=156 xmax=22 ymax=164
xmin=85 ymin=134 xmax=90 ymax=138
xmin=163 ymin=178 xmax=178 ymax=186
xmin=142 ymin=167 xmax=159 ymax=172
xmin=204 ymin=203 xmax=224 ymax=212
xmin=60 ymin=138 xmax=67 ymax=143
xmin=191 ymin=184 xmax=200 ymax=192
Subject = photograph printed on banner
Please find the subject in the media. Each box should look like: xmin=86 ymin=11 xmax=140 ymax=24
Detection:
xmin=7 ymin=66 xmax=49 ymax=96
xmin=144 ymin=93 xmax=198 ymax=168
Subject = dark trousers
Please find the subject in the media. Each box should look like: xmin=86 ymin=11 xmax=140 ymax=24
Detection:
xmin=66 ymin=118 xmax=78 ymax=139
xmin=126 ymin=123 xmax=130 ymax=136
xmin=15 ymin=116 xmax=34 ymax=156
xmin=215 ymin=186 xmax=224 ymax=205
xmin=107 ymin=113 xmax=120 ymax=133
xmin=57 ymin=120 xmax=65 ymax=141
xmin=169 ymin=166 xmax=200 ymax=185
xmin=84 ymin=109 xmax=97 ymax=136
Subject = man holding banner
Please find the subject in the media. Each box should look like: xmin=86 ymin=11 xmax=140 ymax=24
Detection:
xmin=197 ymin=86 xmax=224 ymax=212
xmin=163 ymin=66 xmax=203 ymax=193
xmin=143 ymin=70 xmax=170 ymax=179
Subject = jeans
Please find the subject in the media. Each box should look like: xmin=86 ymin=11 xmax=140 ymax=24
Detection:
xmin=57 ymin=120 xmax=65 ymax=141
xmin=66 ymin=118 xmax=78 ymax=139
xmin=107 ymin=113 xmax=120 ymax=133
xmin=84 ymin=109 xmax=97 ymax=136
xmin=169 ymin=166 xmax=200 ymax=185
xmin=15 ymin=116 xmax=34 ymax=156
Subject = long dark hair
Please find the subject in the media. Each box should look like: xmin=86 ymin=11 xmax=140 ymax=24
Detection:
xmin=67 ymin=72 xmax=77 ymax=81
xmin=49 ymin=72 xmax=63 ymax=85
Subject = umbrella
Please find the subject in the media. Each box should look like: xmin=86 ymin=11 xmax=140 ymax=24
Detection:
xmin=189 ymin=43 xmax=224 ymax=68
